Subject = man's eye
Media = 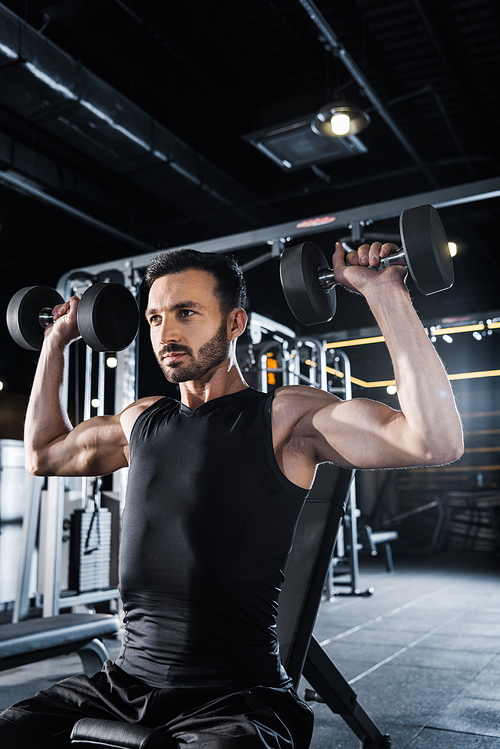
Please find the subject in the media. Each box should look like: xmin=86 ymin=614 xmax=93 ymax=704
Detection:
xmin=149 ymin=315 xmax=161 ymax=324
xmin=179 ymin=309 xmax=194 ymax=317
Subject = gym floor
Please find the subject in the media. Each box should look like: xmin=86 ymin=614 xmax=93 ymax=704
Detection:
xmin=0 ymin=551 xmax=499 ymax=748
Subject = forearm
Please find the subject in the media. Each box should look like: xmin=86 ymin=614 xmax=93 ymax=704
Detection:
xmin=365 ymin=283 xmax=463 ymax=463
xmin=24 ymin=337 xmax=73 ymax=473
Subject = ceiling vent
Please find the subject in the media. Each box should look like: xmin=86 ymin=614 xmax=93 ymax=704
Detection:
xmin=243 ymin=115 xmax=368 ymax=172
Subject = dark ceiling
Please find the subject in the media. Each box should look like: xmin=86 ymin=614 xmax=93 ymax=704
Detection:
xmin=0 ymin=0 xmax=499 ymax=395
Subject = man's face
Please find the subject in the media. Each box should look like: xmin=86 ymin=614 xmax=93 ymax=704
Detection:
xmin=146 ymin=269 xmax=231 ymax=384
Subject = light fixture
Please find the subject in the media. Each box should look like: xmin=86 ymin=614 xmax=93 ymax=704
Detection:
xmin=243 ymin=115 xmax=368 ymax=172
xmin=311 ymin=105 xmax=371 ymax=138
xmin=448 ymin=242 xmax=457 ymax=257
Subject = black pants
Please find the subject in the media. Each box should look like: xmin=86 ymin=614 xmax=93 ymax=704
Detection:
xmin=0 ymin=661 xmax=314 ymax=748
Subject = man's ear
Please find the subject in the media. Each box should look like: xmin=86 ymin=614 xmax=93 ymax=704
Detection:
xmin=228 ymin=308 xmax=248 ymax=340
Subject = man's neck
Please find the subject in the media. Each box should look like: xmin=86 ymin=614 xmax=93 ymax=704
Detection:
xmin=179 ymin=361 xmax=248 ymax=410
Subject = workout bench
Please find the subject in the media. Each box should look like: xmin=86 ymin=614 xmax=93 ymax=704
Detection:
xmin=71 ymin=464 xmax=391 ymax=748
xmin=0 ymin=613 xmax=119 ymax=676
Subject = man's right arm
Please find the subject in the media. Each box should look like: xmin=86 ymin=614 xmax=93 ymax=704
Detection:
xmin=24 ymin=295 xmax=153 ymax=477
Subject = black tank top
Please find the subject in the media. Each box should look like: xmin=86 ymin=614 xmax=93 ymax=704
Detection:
xmin=116 ymin=388 xmax=308 ymax=689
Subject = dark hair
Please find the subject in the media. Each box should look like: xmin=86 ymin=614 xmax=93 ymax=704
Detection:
xmin=143 ymin=248 xmax=247 ymax=316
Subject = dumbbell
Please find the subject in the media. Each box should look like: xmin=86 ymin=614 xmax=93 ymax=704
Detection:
xmin=7 ymin=282 xmax=140 ymax=352
xmin=280 ymin=204 xmax=454 ymax=326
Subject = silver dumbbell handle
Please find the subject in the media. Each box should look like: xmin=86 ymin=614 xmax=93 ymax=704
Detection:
xmin=38 ymin=307 xmax=55 ymax=328
xmin=318 ymin=247 xmax=407 ymax=291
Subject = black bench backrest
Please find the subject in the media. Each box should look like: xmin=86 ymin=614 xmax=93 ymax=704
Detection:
xmin=276 ymin=462 xmax=353 ymax=686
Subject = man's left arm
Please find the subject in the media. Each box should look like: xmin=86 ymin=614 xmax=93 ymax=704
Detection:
xmin=310 ymin=242 xmax=464 ymax=470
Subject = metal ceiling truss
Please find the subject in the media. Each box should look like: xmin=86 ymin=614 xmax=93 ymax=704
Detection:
xmin=0 ymin=4 xmax=273 ymax=234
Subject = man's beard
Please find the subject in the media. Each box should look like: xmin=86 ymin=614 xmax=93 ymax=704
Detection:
xmin=156 ymin=318 xmax=230 ymax=383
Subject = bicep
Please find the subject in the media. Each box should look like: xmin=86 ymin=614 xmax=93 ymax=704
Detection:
xmin=33 ymin=414 xmax=129 ymax=477
xmin=311 ymin=397 xmax=428 ymax=469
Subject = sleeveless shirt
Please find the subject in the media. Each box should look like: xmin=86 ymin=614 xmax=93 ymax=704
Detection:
xmin=115 ymin=388 xmax=309 ymax=690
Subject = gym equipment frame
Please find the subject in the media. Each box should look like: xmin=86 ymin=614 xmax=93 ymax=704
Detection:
xmin=55 ymin=176 xmax=500 ymax=290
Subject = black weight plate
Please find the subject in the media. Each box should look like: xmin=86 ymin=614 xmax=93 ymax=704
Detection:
xmin=6 ymin=286 xmax=64 ymax=351
xmin=77 ymin=282 xmax=139 ymax=352
xmin=280 ymin=242 xmax=336 ymax=326
xmin=400 ymin=204 xmax=454 ymax=296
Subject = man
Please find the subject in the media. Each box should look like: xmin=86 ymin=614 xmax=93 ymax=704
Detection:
xmin=0 ymin=241 xmax=463 ymax=748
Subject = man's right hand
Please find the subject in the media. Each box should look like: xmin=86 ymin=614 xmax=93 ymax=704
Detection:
xmin=46 ymin=295 xmax=82 ymax=348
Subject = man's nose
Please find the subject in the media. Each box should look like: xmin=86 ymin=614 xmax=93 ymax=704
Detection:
xmin=158 ymin=317 xmax=181 ymax=345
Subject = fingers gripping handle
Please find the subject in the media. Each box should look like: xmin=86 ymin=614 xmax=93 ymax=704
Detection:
xmin=317 ymin=247 xmax=407 ymax=291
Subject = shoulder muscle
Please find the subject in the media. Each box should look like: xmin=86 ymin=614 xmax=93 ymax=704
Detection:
xmin=119 ymin=396 xmax=164 ymax=442
xmin=272 ymin=386 xmax=340 ymax=434
xmin=271 ymin=386 xmax=343 ymax=485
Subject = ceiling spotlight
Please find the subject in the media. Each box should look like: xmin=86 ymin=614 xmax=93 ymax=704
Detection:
xmin=472 ymin=331 xmax=483 ymax=341
xmin=311 ymin=105 xmax=371 ymax=138
xmin=330 ymin=113 xmax=350 ymax=136
xmin=442 ymin=334 xmax=454 ymax=344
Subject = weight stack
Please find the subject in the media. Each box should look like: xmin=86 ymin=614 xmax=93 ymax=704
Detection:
xmin=69 ymin=508 xmax=112 ymax=592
